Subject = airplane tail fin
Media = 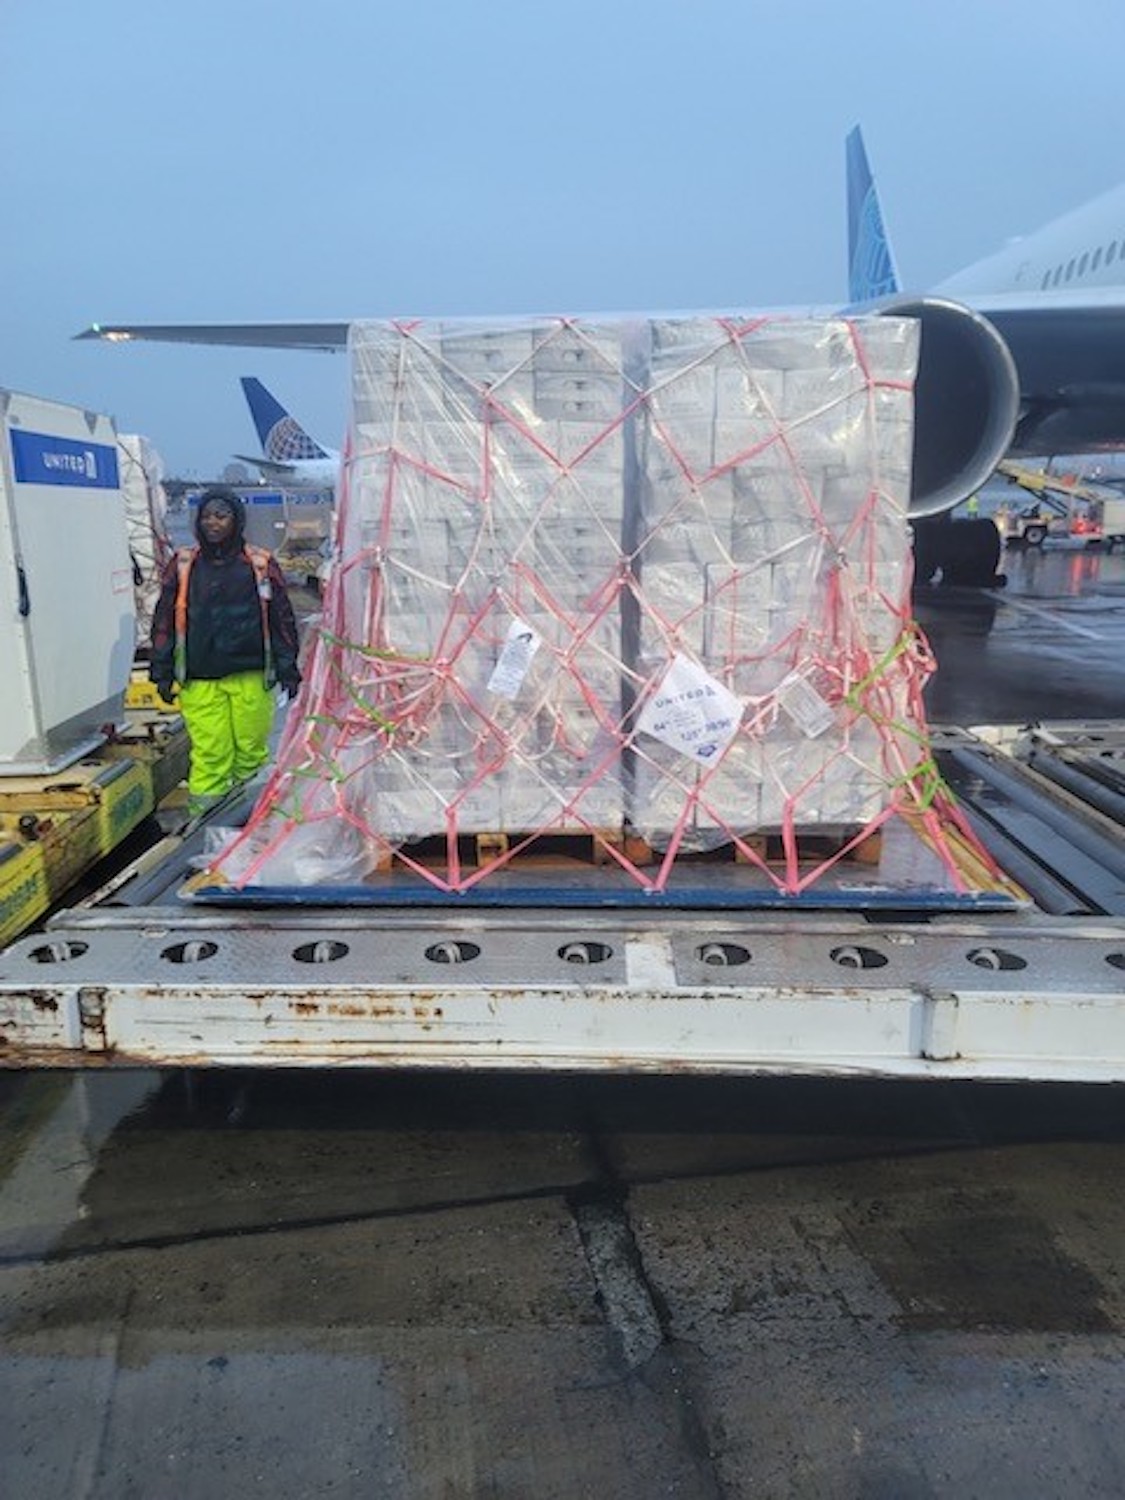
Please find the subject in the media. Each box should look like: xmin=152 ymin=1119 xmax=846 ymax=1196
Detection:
xmin=846 ymin=126 xmax=902 ymax=303
xmin=240 ymin=376 xmax=331 ymax=463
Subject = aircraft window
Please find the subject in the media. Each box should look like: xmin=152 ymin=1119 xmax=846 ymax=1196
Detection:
xmin=1109 ymin=241 xmax=1119 ymax=265
xmin=1066 ymin=258 xmax=1076 ymax=280
xmin=1041 ymin=271 xmax=1051 ymax=289
xmin=1053 ymin=265 xmax=1064 ymax=286
xmin=1079 ymin=252 xmax=1089 ymax=276
xmin=1092 ymin=246 xmax=1103 ymax=271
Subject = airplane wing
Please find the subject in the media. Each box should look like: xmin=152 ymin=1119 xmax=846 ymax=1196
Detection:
xmin=75 ymin=285 xmax=1125 ymax=456
xmin=959 ymin=288 xmax=1125 ymax=453
xmin=74 ymin=322 xmax=349 ymax=352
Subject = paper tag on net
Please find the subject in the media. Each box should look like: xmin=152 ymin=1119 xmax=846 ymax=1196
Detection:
xmin=775 ymin=670 xmax=835 ymax=739
xmin=636 ymin=653 xmax=743 ymax=766
xmin=487 ymin=618 xmax=543 ymax=700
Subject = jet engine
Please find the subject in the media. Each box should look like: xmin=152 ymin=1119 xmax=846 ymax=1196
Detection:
xmin=874 ymin=296 xmax=1020 ymax=586
xmin=882 ymin=296 xmax=1020 ymax=520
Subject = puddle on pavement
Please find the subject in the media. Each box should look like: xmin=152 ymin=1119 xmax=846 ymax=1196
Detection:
xmin=848 ymin=1203 xmax=1114 ymax=1334
xmin=0 ymin=1072 xmax=162 ymax=1260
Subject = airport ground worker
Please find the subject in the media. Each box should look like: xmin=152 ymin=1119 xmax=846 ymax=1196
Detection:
xmin=149 ymin=486 xmax=301 ymax=818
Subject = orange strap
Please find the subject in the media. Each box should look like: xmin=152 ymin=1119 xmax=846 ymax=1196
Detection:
xmin=172 ymin=543 xmax=274 ymax=684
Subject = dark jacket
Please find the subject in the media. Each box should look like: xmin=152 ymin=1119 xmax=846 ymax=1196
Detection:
xmin=149 ymin=498 xmax=300 ymax=688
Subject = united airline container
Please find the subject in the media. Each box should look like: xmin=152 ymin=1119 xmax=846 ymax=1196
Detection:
xmin=0 ymin=390 xmax=135 ymax=773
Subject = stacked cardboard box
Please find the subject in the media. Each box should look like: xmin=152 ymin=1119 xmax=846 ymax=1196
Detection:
xmin=342 ymin=318 xmax=633 ymax=840
xmin=629 ymin=316 xmax=918 ymax=848
xmin=213 ymin=311 xmax=922 ymax=889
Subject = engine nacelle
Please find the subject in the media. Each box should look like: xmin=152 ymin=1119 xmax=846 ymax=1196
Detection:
xmin=876 ymin=296 xmax=1020 ymax=519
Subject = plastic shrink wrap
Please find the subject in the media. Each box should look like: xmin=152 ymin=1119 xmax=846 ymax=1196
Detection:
xmin=118 ymin=433 xmax=170 ymax=649
xmin=210 ymin=311 xmax=938 ymax=894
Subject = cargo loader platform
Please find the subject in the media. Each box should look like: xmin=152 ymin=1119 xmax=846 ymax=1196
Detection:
xmin=0 ymin=710 xmax=189 ymax=948
xmin=0 ymin=723 xmax=1121 ymax=1081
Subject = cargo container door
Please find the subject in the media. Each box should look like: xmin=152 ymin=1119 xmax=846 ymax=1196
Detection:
xmin=3 ymin=397 xmax=135 ymax=771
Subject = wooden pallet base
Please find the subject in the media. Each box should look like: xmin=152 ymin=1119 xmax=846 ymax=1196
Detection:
xmin=371 ymin=824 xmax=881 ymax=874
xmin=733 ymin=826 xmax=883 ymax=867
xmin=373 ymin=827 xmax=654 ymax=874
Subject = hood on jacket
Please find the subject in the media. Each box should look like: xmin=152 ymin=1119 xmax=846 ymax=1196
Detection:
xmin=194 ymin=486 xmax=247 ymax=549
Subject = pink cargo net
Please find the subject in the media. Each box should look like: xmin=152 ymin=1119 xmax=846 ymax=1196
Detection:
xmin=209 ymin=313 xmax=995 ymax=897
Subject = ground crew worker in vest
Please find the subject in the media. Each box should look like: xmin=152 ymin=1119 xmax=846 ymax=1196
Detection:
xmin=149 ymin=487 xmax=302 ymax=818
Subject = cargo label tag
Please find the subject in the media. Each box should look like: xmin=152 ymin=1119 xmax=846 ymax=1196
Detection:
xmin=637 ymin=653 xmax=743 ymax=765
xmin=775 ymin=670 xmax=835 ymax=738
xmin=487 ymin=618 xmax=543 ymax=700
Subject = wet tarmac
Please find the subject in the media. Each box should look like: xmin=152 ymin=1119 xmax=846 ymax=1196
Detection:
xmin=2 ymin=539 xmax=1125 ymax=1497
xmin=4 ymin=1070 xmax=1125 ymax=1497
xmin=916 ymin=543 xmax=1125 ymax=723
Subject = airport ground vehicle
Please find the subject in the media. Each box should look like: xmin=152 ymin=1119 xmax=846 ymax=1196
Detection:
xmin=1001 ymin=498 xmax=1098 ymax=547
xmin=4 ymin=363 xmax=1125 ymax=1082
xmin=0 ymin=721 xmax=1122 ymax=1082
xmin=995 ymin=460 xmax=1115 ymax=547
xmin=3 ymin=354 xmax=1121 ymax=1084
xmin=1101 ymin=496 xmax=1125 ymax=549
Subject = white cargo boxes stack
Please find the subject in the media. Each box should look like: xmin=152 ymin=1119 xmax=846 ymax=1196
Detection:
xmin=342 ymin=318 xmax=631 ymax=843
xmin=0 ymin=391 xmax=135 ymax=774
xmin=630 ymin=315 xmax=919 ymax=848
xmin=211 ymin=312 xmax=925 ymax=892
xmin=117 ymin=432 xmax=168 ymax=648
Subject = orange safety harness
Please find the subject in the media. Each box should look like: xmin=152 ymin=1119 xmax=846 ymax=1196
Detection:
xmin=172 ymin=543 xmax=276 ymax=687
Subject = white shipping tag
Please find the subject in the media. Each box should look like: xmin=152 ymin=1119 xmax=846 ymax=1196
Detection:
xmin=637 ymin=653 xmax=743 ymax=766
xmin=487 ymin=619 xmax=542 ymax=700
xmin=775 ymin=671 xmax=835 ymax=739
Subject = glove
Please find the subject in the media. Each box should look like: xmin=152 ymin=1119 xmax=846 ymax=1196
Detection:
xmin=153 ymin=677 xmax=177 ymax=707
xmin=278 ymin=672 xmax=302 ymax=703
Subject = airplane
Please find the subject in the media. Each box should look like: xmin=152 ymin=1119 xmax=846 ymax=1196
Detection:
xmin=74 ymin=129 xmax=1125 ymax=563
xmin=843 ymin=124 xmax=1125 ymax=458
xmin=234 ymin=376 xmax=339 ymax=488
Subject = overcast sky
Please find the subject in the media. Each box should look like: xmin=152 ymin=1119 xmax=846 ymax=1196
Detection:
xmin=4 ymin=0 xmax=1125 ymax=477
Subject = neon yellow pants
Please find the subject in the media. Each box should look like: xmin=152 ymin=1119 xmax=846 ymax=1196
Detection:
xmin=179 ymin=672 xmax=275 ymax=813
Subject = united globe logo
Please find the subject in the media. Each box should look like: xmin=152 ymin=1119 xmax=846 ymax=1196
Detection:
xmin=266 ymin=415 xmax=324 ymax=462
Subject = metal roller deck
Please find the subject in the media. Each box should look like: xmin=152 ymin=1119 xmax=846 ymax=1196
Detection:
xmin=0 ymin=722 xmax=1121 ymax=1079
